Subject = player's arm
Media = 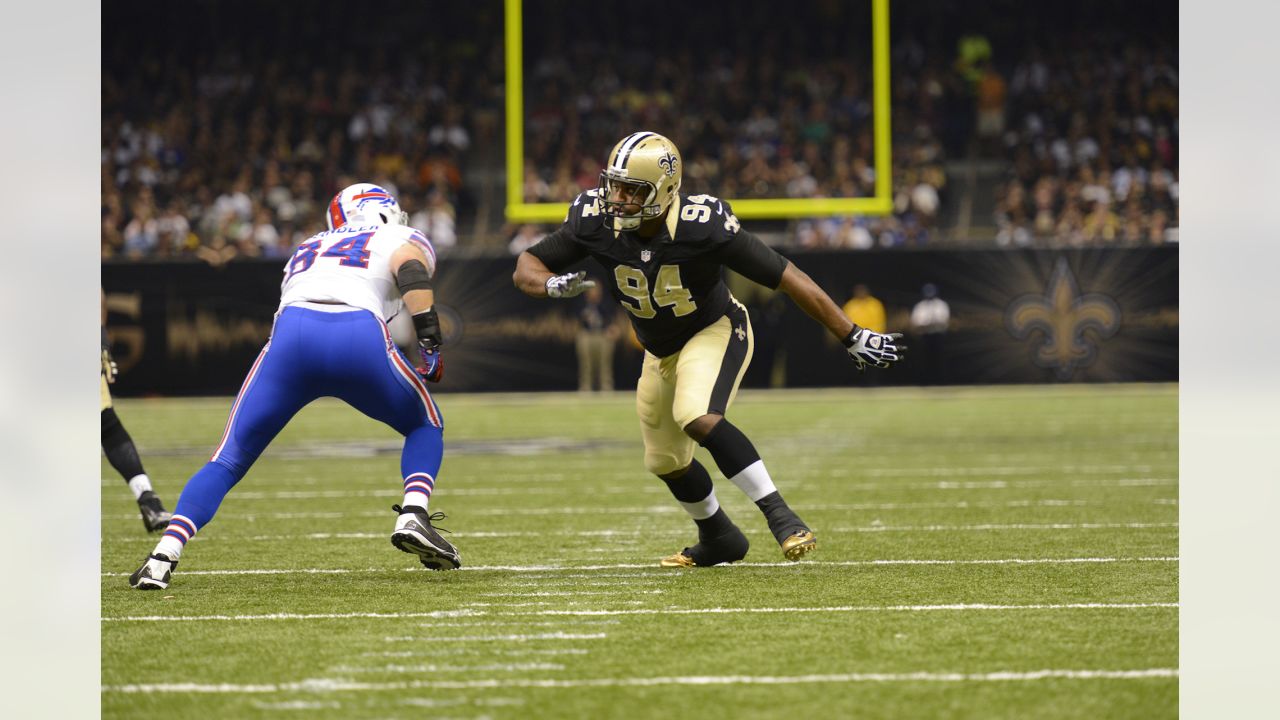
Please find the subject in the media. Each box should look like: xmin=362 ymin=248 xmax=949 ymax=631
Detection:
xmin=390 ymin=242 xmax=444 ymax=381
xmin=514 ymin=227 xmax=596 ymax=298
xmin=720 ymin=228 xmax=905 ymax=370
xmin=101 ymin=288 xmax=118 ymax=382
xmin=776 ymin=263 xmax=854 ymax=339
xmin=513 ymin=191 xmax=601 ymax=300
xmin=777 ymin=263 xmax=906 ymax=369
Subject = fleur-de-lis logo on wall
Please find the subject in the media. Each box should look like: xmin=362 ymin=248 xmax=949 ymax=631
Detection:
xmin=1005 ymin=258 xmax=1121 ymax=380
xmin=658 ymin=152 xmax=679 ymax=177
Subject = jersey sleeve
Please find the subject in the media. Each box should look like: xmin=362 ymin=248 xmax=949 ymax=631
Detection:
xmin=524 ymin=190 xmax=599 ymax=271
xmin=525 ymin=227 xmax=588 ymax=271
xmin=379 ymin=225 xmax=438 ymax=275
xmin=709 ymin=200 xmax=789 ymax=289
xmin=405 ymin=227 xmax=437 ymax=276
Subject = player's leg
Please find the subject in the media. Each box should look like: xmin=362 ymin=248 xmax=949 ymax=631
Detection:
xmin=576 ymin=333 xmax=593 ymax=391
xmin=672 ymin=301 xmax=816 ymax=561
xmin=337 ymin=313 xmax=458 ymax=570
xmin=599 ymin=334 xmax=615 ymax=392
xmin=637 ymin=351 xmax=748 ymax=567
xmin=132 ymin=313 xmax=314 ymax=589
xmin=102 ymin=375 xmax=172 ymax=532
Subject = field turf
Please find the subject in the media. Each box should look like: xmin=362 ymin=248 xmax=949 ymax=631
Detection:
xmin=101 ymin=384 xmax=1177 ymax=719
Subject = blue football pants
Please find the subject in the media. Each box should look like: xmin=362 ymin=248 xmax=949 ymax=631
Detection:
xmin=169 ymin=306 xmax=443 ymax=534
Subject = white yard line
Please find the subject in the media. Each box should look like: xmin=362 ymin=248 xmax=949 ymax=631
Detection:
xmin=835 ymin=522 xmax=1177 ymax=532
xmin=101 ymin=602 xmax=1175 ymax=624
xmin=327 ymin=662 xmax=566 ymax=673
xmin=102 ymin=609 xmax=490 ymax=622
xmin=475 ymin=590 xmax=664 ymax=598
xmin=101 ymin=493 xmax=1178 ymax=522
xmin=102 ymin=668 xmax=1178 ymax=693
xmin=101 ymin=521 xmax=1178 ymax=544
xmin=101 ymin=464 xmax=1173 ymax=489
xmin=528 ymin=603 xmax=1179 ymax=617
xmin=100 ymin=556 xmax=1178 ymax=578
xmin=104 ymin=477 xmax=1174 ymax=506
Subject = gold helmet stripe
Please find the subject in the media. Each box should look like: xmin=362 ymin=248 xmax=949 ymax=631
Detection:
xmin=611 ymin=131 xmax=656 ymax=172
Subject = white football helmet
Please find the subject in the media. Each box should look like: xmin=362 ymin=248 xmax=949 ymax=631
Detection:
xmin=598 ymin=132 xmax=682 ymax=231
xmin=326 ymin=183 xmax=409 ymax=230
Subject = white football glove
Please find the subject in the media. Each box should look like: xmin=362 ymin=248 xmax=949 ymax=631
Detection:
xmin=545 ymin=270 xmax=596 ymax=299
xmin=843 ymin=326 xmax=906 ymax=370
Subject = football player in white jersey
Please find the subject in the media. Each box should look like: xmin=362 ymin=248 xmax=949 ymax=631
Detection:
xmin=130 ymin=183 xmax=459 ymax=589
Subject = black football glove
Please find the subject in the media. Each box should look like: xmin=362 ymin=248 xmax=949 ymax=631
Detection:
xmin=843 ymin=325 xmax=906 ymax=370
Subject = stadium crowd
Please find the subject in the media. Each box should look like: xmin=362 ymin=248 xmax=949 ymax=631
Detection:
xmin=984 ymin=4 xmax=1179 ymax=246
xmin=102 ymin=1 xmax=1175 ymax=261
xmin=101 ymin=1 xmax=504 ymax=262
xmin=520 ymin=2 xmax=949 ymax=250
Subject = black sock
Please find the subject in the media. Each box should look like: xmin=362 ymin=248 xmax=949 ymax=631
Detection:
xmin=755 ymin=490 xmax=805 ymax=541
xmin=697 ymin=419 xmax=760 ymax=479
xmin=660 ymin=459 xmax=714 ymax=503
xmin=694 ymin=508 xmax=736 ymax=540
xmin=102 ymin=408 xmax=146 ymax=481
xmin=660 ymin=460 xmax=737 ymax=540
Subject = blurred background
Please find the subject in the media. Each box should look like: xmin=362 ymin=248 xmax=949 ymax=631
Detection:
xmin=101 ymin=0 xmax=1177 ymax=395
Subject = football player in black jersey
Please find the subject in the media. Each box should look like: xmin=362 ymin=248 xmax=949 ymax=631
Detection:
xmin=514 ymin=132 xmax=904 ymax=567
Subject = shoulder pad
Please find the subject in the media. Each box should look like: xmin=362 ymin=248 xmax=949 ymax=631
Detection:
xmin=380 ymin=224 xmax=437 ymax=271
xmin=674 ymin=193 xmax=742 ymax=245
xmin=564 ymin=189 xmax=607 ymax=235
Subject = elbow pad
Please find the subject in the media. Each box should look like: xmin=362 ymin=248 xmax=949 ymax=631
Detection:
xmin=397 ymin=260 xmax=433 ymax=294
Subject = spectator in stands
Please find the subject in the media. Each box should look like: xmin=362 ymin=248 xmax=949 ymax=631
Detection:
xmin=975 ymin=60 xmax=1007 ymax=153
xmin=575 ymin=284 xmax=618 ymax=393
xmin=910 ymin=283 xmax=950 ymax=385
xmin=842 ymin=284 xmax=886 ymax=335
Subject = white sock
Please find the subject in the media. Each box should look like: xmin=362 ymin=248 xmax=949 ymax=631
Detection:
xmin=727 ymin=460 xmax=777 ymax=502
xmin=402 ymin=491 xmax=430 ymax=511
xmin=678 ymin=491 xmax=720 ymax=520
xmin=155 ymin=535 xmax=184 ymax=561
xmin=128 ymin=474 xmax=153 ymax=500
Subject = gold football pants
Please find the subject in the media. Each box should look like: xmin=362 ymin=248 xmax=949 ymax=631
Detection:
xmin=636 ymin=299 xmax=753 ymax=476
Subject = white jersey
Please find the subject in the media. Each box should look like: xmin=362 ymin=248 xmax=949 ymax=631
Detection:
xmin=278 ymin=223 xmax=436 ymax=322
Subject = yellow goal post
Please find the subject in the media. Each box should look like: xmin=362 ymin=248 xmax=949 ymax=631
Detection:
xmin=504 ymin=0 xmax=892 ymax=222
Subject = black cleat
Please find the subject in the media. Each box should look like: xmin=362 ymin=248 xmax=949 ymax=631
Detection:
xmin=661 ymin=526 xmax=750 ymax=568
xmin=137 ymin=491 xmax=172 ymax=533
xmin=390 ymin=504 xmax=461 ymax=570
xmin=129 ymin=553 xmax=177 ymax=590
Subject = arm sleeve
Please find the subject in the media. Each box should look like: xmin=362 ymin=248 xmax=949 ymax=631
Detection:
xmin=525 ymin=226 xmax=588 ymax=272
xmin=716 ymin=229 xmax=789 ymax=289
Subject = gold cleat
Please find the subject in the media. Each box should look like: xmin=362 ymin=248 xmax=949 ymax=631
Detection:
xmin=781 ymin=530 xmax=817 ymax=561
xmin=660 ymin=551 xmax=697 ymax=568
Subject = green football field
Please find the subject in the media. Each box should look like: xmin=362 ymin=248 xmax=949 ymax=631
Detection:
xmin=101 ymin=384 xmax=1178 ymax=719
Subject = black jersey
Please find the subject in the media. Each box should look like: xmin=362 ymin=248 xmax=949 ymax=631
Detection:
xmin=527 ymin=191 xmax=789 ymax=357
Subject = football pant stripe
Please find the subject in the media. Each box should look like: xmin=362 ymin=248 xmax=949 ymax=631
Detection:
xmin=707 ymin=300 xmax=752 ymax=417
xmin=211 ymin=343 xmax=271 ymax=462
xmin=379 ymin=321 xmax=443 ymax=428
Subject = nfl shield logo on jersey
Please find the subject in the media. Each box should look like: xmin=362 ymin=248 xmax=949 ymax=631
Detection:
xmin=640 ymin=250 xmax=652 ymax=263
